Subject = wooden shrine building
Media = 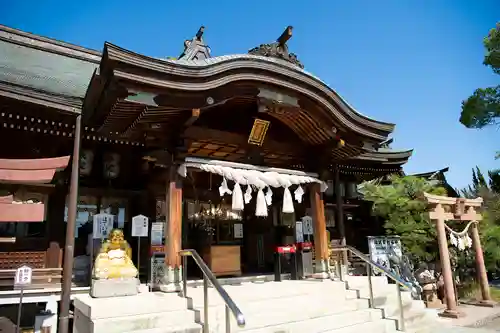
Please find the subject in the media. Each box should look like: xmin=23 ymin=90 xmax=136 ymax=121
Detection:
xmin=0 ymin=24 xmax=413 ymax=303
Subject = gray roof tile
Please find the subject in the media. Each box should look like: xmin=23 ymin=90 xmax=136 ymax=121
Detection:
xmin=0 ymin=40 xmax=97 ymax=99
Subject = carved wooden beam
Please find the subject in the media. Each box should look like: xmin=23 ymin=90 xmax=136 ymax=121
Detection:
xmin=184 ymin=108 xmax=201 ymax=127
xmin=183 ymin=126 xmax=300 ymax=155
xmin=424 ymin=192 xmax=483 ymax=206
xmin=424 ymin=192 xmax=483 ymax=222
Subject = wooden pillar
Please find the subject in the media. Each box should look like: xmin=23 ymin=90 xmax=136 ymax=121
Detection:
xmin=161 ymin=165 xmax=183 ymax=291
xmin=435 ymin=204 xmax=461 ymax=317
xmin=334 ymin=167 xmax=348 ymax=265
xmin=58 ymin=115 xmax=82 ymax=333
xmin=310 ymin=183 xmax=329 ymax=277
xmin=471 ymin=222 xmax=495 ymax=306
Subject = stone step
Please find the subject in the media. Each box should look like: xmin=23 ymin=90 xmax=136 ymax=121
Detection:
xmin=120 ymin=323 xmax=202 ymax=333
xmin=200 ymin=298 xmax=371 ymax=330
xmin=320 ymin=319 xmax=398 ymax=333
xmin=185 ymin=280 xmax=346 ymax=306
xmin=74 ymin=292 xmax=188 ymax=319
xmin=345 ymin=282 xmax=434 ymax=331
xmin=224 ymin=308 xmax=385 ymax=333
xmin=345 ymin=276 xmax=390 ymax=289
xmin=187 ymin=285 xmax=354 ymax=310
xmin=73 ymin=292 xmax=193 ymax=333
xmin=84 ymin=309 xmax=197 ymax=333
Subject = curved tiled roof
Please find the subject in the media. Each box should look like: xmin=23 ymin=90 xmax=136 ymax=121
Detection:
xmin=0 ymin=40 xmax=98 ymax=99
xmin=165 ymin=54 xmax=391 ymax=129
xmin=0 ymin=24 xmax=396 ymax=137
xmin=103 ymin=43 xmax=395 ymax=141
xmin=355 ymin=147 xmax=413 ymax=164
xmin=0 ymin=25 xmax=99 ymax=112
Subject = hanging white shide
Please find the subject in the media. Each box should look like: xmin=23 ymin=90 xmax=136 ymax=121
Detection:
xmin=446 ymin=221 xmax=476 ymax=251
xmin=232 ymin=183 xmax=244 ymax=211
xmin=178 ymin=159 xmax=328 ymax=217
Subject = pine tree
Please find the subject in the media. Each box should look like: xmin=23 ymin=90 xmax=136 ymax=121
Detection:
xmin=361 ymin=176 xmax=447 ymax=262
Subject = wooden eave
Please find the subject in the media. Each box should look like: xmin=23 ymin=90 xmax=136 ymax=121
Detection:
xmin=0 ymin=81 xmax=82 ymax=115
xmin=93 ymin=43 xmax=395 ymax=142
xmin=0 ymin=156 xmax=70 ymax=184
xmin=337 ymin=162 xmax=404 ymax=181
xmin=354 ymin=149 xmax=413 ymax=165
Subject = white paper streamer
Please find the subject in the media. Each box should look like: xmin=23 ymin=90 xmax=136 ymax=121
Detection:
xmin=265 ymin=187 xmax=273 ymax=206
xmin=255 ymin=189 xmax=268 ymax=217
xmin=178 ymin=160 xmax=329 ymax=217
xmin=446 ymin=221 xmax=476 ymax=251
xmin=244 ymin=185 xmax=253 ymax=204
xmin=450 ymin=233 xmax=458 ymax=247
xmin=282 ymin=187 xmax=294 ymax=213
xmin=465 ymin=234 xmax=472 ymax=248
xmin=232 ymin=183 xmax=244 ymax=211
xmin=294 ymin=185 xmax=304 ymax=203
xmin=180 ymin=163 xmax=327 ymax=193
xmin=219 ymin=178 xmax=232 ymax=196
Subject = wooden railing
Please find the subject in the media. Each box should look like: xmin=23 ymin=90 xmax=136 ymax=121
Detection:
xmin=0 ymin=268 xmax=62 ymax=290
xmin=0 ymin=242 xmax=62 ymax=270
xmin=0 ymin=241 xmax=63 ymax=290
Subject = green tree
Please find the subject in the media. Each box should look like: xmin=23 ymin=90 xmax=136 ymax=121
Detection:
xmin=461 ymin=167 xmax=500 ymax=273
xmin=361 ymin=175 xmax=447 ymax=262
xmin=462 ymin=166 xmax=500 ymax=197
xmin=459 ymin=22 xmax=500 ymax=129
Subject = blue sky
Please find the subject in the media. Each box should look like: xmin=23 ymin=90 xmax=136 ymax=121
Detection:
xmin=2 ymin=0 xmax=499 ymax=189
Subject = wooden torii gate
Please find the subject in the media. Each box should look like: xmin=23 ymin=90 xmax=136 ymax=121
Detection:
xmin=424 ymin=193 xmax=496 ymax=318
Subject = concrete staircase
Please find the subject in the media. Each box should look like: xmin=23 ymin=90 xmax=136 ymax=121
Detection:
xmin=183 ymin=276 xmax=435 ymax=333
xmin=73 ymin=276 xmax=438 ymax=333
xmin=344 ymin=276 xmax=441 ymax=333
xmin=73 ymin=292 xmax=202 ymax=333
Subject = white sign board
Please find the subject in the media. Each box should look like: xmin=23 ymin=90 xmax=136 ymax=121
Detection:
xmin=132 ymin=214 xmax=149 ymax=237
xmin=151 ymin=222 xmax=164 ymax=245
xmin=15 ymin=265 xmax=32 ymax=286
xmin=234 ymin=223 xmax=243 ymax=239
xmin=302 ymin=216 xmax=314 ymax=235
xmin=295 ymin=221 xmax=304 ymax=243
xmin=367 ymin=236 xmax=403 ymax=275
xmin=93 ymin=213 xmax=114 ymax=239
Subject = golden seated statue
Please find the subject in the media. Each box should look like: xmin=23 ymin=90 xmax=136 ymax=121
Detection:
xmin=93 ymin=228 xmax=138 ymax=280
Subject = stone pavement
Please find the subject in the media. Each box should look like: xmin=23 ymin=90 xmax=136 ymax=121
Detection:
xmin=434 ymin=304 xmax=500 ymax=332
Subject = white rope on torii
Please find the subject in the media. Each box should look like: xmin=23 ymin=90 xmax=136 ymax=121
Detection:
xmin=444 ymin=221 xmax=476 ymax=251
xmin=178 ymin=157 xmax=328 ymax=217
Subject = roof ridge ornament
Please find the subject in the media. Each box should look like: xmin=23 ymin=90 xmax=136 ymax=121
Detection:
xmin=179 ymin=26 xmax=212 ymax=61
xmin=248 ymin=26 xmax=304 ymax=69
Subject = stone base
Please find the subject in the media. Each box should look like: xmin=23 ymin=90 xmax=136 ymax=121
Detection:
xmin=426 ymin=297 xmax=444 ymax=309
xmin=313 ymin=259 xmax=330 ymax=280
xmin=312 ymin=272 xmax=330 ymax=279
xmin=422 ymin=290 xmax=444 ymax=309
xmin=438 ymin=309 xmax=466 ymax=318
xmin=159 ymin=265 xmax=183 ymax=293
xmin=473 ymin=300 xmax=497 ymax=308
xmin=90 ymin=278 xmax=139 ymax=298
xmin=73 ymin=292 xmax=195 ymax=333
xmin=159 ymin=282 xmax=182 ymax=293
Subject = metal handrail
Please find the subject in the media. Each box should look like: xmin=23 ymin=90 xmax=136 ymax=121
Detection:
xmin=335 ymin=246 xmax=413 ymax=289
xmin=331 ymin=245 xmax=411 ymax=332
xmin=179 ymin=249 xmax=245 ymax=333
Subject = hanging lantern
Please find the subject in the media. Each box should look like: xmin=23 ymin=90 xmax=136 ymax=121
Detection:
xmin=103 ymin=152 xmax=120 ymax=179
xmin=80 ymin=150 xmax=94 ymax=176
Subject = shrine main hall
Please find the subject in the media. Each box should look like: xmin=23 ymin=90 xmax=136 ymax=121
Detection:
xmin=0 ymin=24 xmax=412 ymax=296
